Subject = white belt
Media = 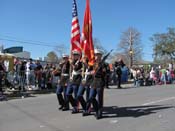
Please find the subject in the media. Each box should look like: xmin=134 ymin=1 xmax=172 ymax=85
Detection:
xmin=61 ymin=73 xmax=69 ymax=76
xmin=85 ymin=72 xmax=91 ymax=75
xmin=72 ymin=70 xmax=81 ymax=75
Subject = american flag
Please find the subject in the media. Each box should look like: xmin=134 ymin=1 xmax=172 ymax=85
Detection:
xmin=71 ymin=0 xmax=81 ymax=53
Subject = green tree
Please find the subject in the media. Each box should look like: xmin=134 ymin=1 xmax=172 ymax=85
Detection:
xmin=151 ymin=27 xmax=175 ymax=62
xmin=46 ymin=51 xmax=58 ymax=63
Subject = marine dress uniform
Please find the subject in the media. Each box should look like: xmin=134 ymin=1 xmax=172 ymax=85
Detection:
xmin=77 ymin=57 xmax=93 ymax=111
xmin=64 ymin=50 xmax=82 ymax=113
xmin=56 ymin=54 xmax=70 ymax=110
xmin=83 ymin=49 xmax=106 ymax=119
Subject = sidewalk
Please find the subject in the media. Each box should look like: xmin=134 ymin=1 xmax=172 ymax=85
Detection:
xmin=109 ymin=80 xmax=134 ymax=89
xmin=2 ymin=88 xmax=56 ymax=100
xmin=2 ymin=80 xmax=136 ymax=100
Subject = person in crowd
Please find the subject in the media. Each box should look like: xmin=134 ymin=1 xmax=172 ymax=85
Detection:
xmin=44 ymin=63 xmax=52 ymax=89
xmin=114 ymin=60 xmax=122 ymax=89
xmin=149 ymin=67 xmax=156 ymax=85
xmin=0 ymin=59 xmax=5 ymax=92
xmin=135 ymin=67 xmax=144 ymax=87
xmin=35 ymin=60 xmax=43 ymax=89
xmin=109 ymin=64 xmax=117 ymax=85
xmin=19 ymin=60 xmax=26 ymax=91
xmin=166 ymin=68 xmax=172 ymax=84
xmin=160 ymin=67 xmax=167 ymax=84
xmin=26 ymin=58 xmax=36 ymax=90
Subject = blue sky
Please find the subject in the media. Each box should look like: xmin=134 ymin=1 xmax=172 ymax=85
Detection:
xmin=0 ymin=0 xmax=175 ymax=61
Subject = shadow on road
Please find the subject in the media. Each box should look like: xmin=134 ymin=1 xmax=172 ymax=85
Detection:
xmin=102 ymin=105 xmax=174 ymax=119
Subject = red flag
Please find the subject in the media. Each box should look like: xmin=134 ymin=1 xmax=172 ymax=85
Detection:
xmin=81 ymin=0 xmax=95 ymax=65
xmin=71 ymin=0 xmax=81 ymax=54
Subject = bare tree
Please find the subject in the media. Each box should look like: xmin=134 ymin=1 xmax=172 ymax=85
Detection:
xmin=54 ymin=44 xmax=68 ymax=58
xmin=93 ymin=38 xmax=115 ymax=62
xmin=110 ymin=52 xmax=128 ymax=64
xmin=118 ymin=27 xmax=143 ymax=67
xmin=93 ymin=38 xmax=107 ymax=54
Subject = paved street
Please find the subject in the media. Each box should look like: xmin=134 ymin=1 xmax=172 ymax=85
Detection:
xmin=0 ymin=84 xmax=175 ymax=131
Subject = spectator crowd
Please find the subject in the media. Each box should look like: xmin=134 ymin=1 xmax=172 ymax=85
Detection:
xmin=0 ymin=58 xmax=175 ymax=93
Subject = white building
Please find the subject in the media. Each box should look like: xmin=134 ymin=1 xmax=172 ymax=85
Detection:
xmin=12 ymin=51 xmax=31 ymax=59
xmin=3 ymin=46 xmax=31 ymax=59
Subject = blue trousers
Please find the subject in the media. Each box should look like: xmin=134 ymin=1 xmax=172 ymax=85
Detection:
xmin=0 ymin=72 xmax=3 ymax=91
xmin=86 ymin=87 xmax=104 ymax=112
xmin=56 ymin=85 xmax=69 ymax=108
xmin=77 ymin=84 xmax=90 ymax=110
xmin=66 ymin=83 xmax=79 ymax=107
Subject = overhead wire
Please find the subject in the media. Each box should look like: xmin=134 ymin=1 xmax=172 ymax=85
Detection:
xmin=0 ymin=34 xmax=60 ymax=47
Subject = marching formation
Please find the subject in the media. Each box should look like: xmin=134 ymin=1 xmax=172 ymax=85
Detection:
xmin=56 ymin=49 xmax=107 ymax=119
xmin=55 ymin=0 xmax=112 ymax=119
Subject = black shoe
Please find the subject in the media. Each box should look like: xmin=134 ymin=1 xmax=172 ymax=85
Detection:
xmin=82 ymin=111 xmax=90 ymax=116
xmin=58 ymin=105 xmax=64 ymax=110
xmin=95 ymin=110 xmax=102 ymax=120
xmin=71 ymin=108 xmax=79 ymax=114
xmin=98 ymin=110 xmax=102 ymax=117
xmin=95 ymin=111 xmax=100 ymax=120
xmin=62 ymin=107 xmax=69 ymax=111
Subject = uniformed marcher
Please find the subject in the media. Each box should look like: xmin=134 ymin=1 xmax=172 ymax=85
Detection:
xmin=56 ymin=54 xmax=70 ymax=110
xmin=77 ymin=56 xmax=93 ymax=112
xmin=64 ymin=50 xmax=82 ymax=113
xmin=83 ymin=49 xmax=106 ymax=119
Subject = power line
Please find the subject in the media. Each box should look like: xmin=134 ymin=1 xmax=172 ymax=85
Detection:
xmin=0 ymin=34 xmax=59 ymax=45
xmin=0 ymin=36 xmax=60 ymax=48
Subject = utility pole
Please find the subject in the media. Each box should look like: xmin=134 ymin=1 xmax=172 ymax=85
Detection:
xmin=0 ymin=44 xmax=4 ymax=53
xmin=129 ymin=30 xmax=133 ymax=68
xmin=129 ymin=47 xmax=133 ymax=68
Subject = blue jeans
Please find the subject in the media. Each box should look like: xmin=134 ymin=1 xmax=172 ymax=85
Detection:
xmin=161 ymin=74 xmax=166 ymax=84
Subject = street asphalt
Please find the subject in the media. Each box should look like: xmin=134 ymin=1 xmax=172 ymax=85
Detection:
xmin=0 ymin=84 xmax=175 ymax=131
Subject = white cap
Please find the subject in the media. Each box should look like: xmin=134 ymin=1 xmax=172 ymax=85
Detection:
xmin=62 ymin=54 xmax=69 ymax=58
xmin=94 ymin=49 xmax=103 ymax=55
xmin=72 ymin=49 xmax=80 ymax=55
